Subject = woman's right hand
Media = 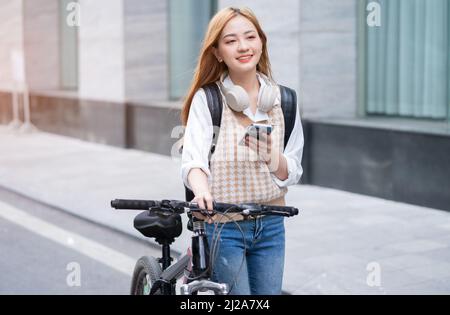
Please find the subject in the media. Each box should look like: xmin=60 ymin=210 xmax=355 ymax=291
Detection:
xmin=192 ymin=191 xmax=215 ymax=223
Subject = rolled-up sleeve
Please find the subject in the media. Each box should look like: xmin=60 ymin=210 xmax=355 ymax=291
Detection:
xmin=271 ymin=101 xmax=304 ymax=187
xmin=180 ymin=89 xmax=214 ymax=191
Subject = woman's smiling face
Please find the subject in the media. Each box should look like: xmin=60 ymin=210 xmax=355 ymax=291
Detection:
xmin=214 ymin=15 xmax=263 ymax=74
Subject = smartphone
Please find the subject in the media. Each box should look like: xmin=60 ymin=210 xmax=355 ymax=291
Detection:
xmin=239 ymin=123 xmax=273 ymax=146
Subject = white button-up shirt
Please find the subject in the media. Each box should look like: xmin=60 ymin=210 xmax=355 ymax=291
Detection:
xmin=181 ymin=73 xmax=304 ymax=191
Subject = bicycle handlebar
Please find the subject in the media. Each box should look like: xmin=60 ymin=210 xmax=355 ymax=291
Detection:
xmin=110 ymin=199 xmax=299 ymax=217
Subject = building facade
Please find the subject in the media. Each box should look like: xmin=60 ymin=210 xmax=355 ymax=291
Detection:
xmin=0 ymin=0 xmax=449 ymax=210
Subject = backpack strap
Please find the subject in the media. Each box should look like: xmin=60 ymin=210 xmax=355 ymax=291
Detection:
xmin=203 ymin=83 xmax=223 ymax=164
xmin=184 ymin=83 xmax=223 ymax=202
xmin=279 ymin=85 xmax=297 ymax=151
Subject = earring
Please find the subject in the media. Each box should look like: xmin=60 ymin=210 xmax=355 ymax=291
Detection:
xmin=218 ymin=58 xmax=223 ymax=63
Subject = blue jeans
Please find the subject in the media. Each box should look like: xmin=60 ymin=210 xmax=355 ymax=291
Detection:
xmin=205 ymin=215 xmax=285 ymax=295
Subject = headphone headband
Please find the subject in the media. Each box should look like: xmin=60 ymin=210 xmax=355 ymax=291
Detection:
xmin=217 ymin=72 xmax=277 ymax=113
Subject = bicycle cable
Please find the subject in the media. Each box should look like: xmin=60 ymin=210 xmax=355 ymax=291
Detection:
xmin=183 ymin=206 xmax=246 ymax=287
xmin=183 ymin=205 xmax=248 ymax=295
xmin=208 ymin=205 xmax=248 ymax=295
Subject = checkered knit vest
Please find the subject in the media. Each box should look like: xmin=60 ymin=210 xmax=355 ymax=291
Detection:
xmin=208 ymin=87 xmax=288 ymax=204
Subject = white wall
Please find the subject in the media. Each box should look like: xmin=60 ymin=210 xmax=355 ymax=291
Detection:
xmin=0 ymin=0 xmax=24 ymax=91
xmin=298 ymin=0 xmax=357 ymax=118
xmin=124 ymin=0 xmax=169 ymax=103
xmin=78 ymin=0 xmax=125 ymax=102
xmin=219 ymin=0 xmax=358 ymax=119
xmin=22 ymin=0 xmax=60 ymax=91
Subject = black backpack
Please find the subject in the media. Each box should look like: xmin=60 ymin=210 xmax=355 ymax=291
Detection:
xmin=184 ymin=83 xmax=297 ymax=202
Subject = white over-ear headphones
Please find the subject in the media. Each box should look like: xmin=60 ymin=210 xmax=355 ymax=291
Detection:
xmin=217 ymin=72 xmax=278 ymax=113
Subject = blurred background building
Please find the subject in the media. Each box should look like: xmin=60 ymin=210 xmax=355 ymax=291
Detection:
xmin=0 ymin=0 xmax=449 ymax=211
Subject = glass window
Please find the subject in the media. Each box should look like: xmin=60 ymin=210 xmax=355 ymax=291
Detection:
xmin=169 ymin=0 xmax=217 ymax=100
xmin=363 ymin=0 xmax=449 ymax=120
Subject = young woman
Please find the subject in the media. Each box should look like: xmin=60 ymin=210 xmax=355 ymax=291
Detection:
xmin=180 ymin=7 xmax=304 ymax=295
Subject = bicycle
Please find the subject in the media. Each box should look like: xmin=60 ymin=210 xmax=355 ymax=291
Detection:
xmin=110 ymin=198 xmax=299 ymax=295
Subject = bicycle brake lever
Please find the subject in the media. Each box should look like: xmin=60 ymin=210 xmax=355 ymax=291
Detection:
xmin=158 ymin=200 xmax=186 ymax=214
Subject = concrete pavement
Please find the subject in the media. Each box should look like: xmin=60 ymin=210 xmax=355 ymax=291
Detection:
xmin=1 ymin=125 xmax=449 ymax=294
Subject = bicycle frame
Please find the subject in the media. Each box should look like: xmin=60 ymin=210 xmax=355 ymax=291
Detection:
xmin=111 ymin=198 xmax=299 ymax=295
xmin=149 ymin=216 xmax=229 ymax=295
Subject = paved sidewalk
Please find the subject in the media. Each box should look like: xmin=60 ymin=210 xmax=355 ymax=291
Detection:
xmin=1 ymin=126 xmax=449 ymax=294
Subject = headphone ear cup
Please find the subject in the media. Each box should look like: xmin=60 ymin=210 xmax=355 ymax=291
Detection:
xmin=224 ymin=85 xmax=250 ymax=112
xmin=258 ymin=85 xmax=278 ymax=113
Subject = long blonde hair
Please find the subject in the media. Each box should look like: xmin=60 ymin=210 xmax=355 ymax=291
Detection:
xmin=180 ymin=7 xmax=273 ymax=126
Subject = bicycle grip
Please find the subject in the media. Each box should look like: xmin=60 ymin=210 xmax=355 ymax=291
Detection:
xmin=110 ymin=199 xmax=156 ymax=210
xmin=266 ymin=205 xmax=299 ymax=216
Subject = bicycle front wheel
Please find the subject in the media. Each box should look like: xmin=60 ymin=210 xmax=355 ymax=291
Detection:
xmin=130 ymin=256 xmax=162 ymax=295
